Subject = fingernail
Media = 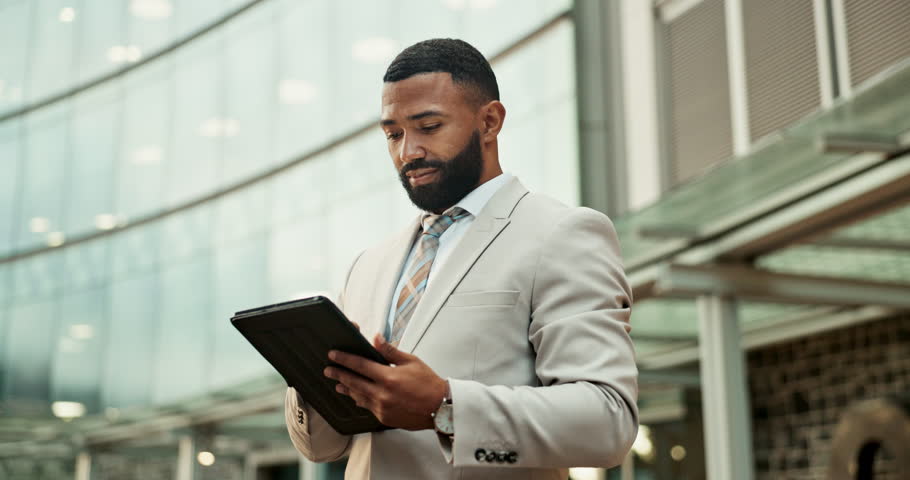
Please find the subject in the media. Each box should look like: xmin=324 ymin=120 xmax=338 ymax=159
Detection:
xmin=328 ymin=350 xmax=337 ymax=360
xmin=324 ymin=367 xmax=333 ymax=377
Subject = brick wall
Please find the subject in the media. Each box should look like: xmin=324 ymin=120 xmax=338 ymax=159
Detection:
xmin=748 ymin=314 xmax=910 ymax=480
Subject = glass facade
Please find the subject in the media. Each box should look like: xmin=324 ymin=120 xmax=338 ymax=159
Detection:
xmin=0 ymin=0 xmax=576 ymax=421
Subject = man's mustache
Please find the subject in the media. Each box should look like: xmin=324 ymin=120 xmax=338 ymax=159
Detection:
xmin=399 ymin=159 xmax=447 ymax=177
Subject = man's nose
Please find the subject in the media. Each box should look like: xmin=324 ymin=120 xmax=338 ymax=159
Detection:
xmin=401 ymin=134 xmax=426 ymax=164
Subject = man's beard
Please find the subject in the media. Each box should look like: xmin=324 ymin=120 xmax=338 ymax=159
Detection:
xmin=398 ymin=130 xmax=483 ymax=213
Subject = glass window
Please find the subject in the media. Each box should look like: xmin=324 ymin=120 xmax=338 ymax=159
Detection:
xmin=68 ymin=84 xmax=119 ymax=236
xmin=128 ymin=0 xmax=174 ymax=58
xmin=75 ymin=0 xmax=127 ymax=84
xmin=27 ymin=0 xmax=78 ymax=102
xmin=268 ymin=213 xmax=329 ymax=302
xmin=118 ymin=61 xmax=169 ymax=220
xmin=18 ymin=104 xmax=69 ymax=252
xmin=50 ymin=285 xmax=107 ymax=414
xmin=221 ymin=2 xmax=278 ymax=184
xmin=0 ymin=120 xmax=22 ymax=256
xmin=169 ymin=33 xmax=221 ymax=207
xmin=209 ymin=232 xmax=271 ymax=390
xmin=103 ymin=271 xmax=159 ymax=408
xmin=274 ymin=0 xmax=333 ymax=161
xmin=154 ymin=255 xmax=211 ymax=403
xmin=172 ymin=0 xmax=231 ymax=40
xmin=110 ymin=223 xmax=161 ymax=280
xmin=160 ymin=203 xmax=213 ymax=263
xmin=0 ymin=0 xmax=30 ymax=115
xmin=63 ymin=238 xmax=110 ymax=291
xmin=2 ymin=299 xmax=56 ymax=413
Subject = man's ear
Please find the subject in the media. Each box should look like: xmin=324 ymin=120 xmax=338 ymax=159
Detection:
xmin=479 ymin=100 xmax=506 ymax=142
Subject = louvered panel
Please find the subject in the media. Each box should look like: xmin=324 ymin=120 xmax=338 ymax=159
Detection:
xmin=843 ymin=0 xmax=910 ymax=88
xmin=743 ymin=0 xmax=821 ymax=142
xmin=662 ymin=0 xmax=733 ymax=186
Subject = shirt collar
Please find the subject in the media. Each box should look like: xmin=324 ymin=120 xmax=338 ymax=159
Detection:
xmin=452 ymin=172 xmax=513 ymax=217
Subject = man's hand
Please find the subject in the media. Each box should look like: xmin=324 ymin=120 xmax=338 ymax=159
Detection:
xmin=324 ymin=334 xmax=448 ymax=431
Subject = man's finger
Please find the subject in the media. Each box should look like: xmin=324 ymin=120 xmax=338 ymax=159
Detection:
xmin=325 ymin=367 xmax=377 ymax=398
xmin=350 ymin=321 xmax=360 ymax=332
xmin=329 ymin=350 xmax=387 ymax=379
xmin=373 ymin=333 xmax=412 ymax=364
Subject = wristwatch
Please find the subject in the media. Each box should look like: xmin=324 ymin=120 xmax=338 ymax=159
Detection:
xmin=432 ymin=381 xmax=454 ymax=436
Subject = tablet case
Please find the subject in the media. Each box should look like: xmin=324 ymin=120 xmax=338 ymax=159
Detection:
xmin=231 ymin=296 xmax=390 ymax=435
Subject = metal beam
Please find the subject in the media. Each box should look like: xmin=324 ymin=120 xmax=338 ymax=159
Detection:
xmin=808 ymin=236 xmax=910 ymax=252
xmin=653 ymin=263 xmax=910 ymax=308
xmin=819 ymin=132 xmax=903 ymax=154
xmin=697 ymin=295 xmax=754 ymax=480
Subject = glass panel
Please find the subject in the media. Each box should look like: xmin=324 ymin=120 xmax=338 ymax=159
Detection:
xmin=0 ymin=120 xmax=21 ymax=256
xmin=630 ymin=299 xmax=812 ymax=340
xmin=50 ymin=285 xmax=107 ymax=414
xmin=18 ymin=104 xmax=68 ymax=252
xmin=128 ymin=0 xmax=175 ymax=57
xmin=168 ymin=32 xmax=221 ymax=207
xmin=210 ymin=232 xmax=271 ymax=390
xmin=758 ymin=245 xmax=910 ymax=284
xmin=220 ymin=2 xmax=277 ymax=184
xmin=154 ymin=254 xmax=211 ymax=403
xmin=615 ymin=61 xmax=910 ymax=265
xmin=118 ymin=62 xmax=169 ymax=220
xmin=103 ymin=271 xmax=159 ymax=408
xmin=3 ymin=298 xmax=57 ymax=415
xmin=26 ymin=0 xmax=77 ymax=101
xmin=75 ymin=0 xmax=127 ymax=84
xmin=0 ymin=0 xmax=30 ymax=115
xmin=68 ymin=84 xmax=119 ymax=236
xmin=274 ymin=0 xmax=333 ymax=161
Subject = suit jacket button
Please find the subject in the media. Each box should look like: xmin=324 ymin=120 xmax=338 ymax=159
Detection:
xmin=485 ymin=451 xmax=497 ymax=462
xmin=507 ymin=451 xmax=518 ymax=464
xmin=496 ymin=451 xmax=508 ymax=463
xmin=474 ymin=448 xmax=487 ymax=462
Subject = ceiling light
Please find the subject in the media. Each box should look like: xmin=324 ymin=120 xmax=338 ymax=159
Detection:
xmin=30 ymin=217 xmax=50 ymax=233
xmin=568 ymin=468 xmax=600 ymax=480
xmin=108 ymin=45 xmax=127 ymax=63
xmin=442 ymin=0 xmax=497 ymax=9
xmin=51 ymin=401 xmax=86 ymax=420
xmin=198 ymin=117 xmax=240 ymax=138
xmin=130 ymin=145 xmax=162 ymax=165
xmin=47 ymin=231 xmax=66 ymax=247
xmin=278 ymin=79 xmax=317 ymax=105
xmin=632 ymin=424 xmax=655 ymax=461
xmin=94 ymin=214 xmax=117 ymax=230
xmin=125 ymin=45 xmax=142 ymax=62
xmin=196 ymin=451 xmax=215 ymax=466
xmin=59 ymin=7 xmax=76 ymax=22
xmin=70 ymin=324 xmax=94 ymax=340
xmin=130 ymin=0 xmax=173 ymax=19
xmin=670 ymin=444 xmax=687 ymax=461
xmin=352 ymin=37 xmax=399 ymax=64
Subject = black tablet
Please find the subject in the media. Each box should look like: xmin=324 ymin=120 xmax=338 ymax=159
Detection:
xmin=231 ymin=296 xmax=390 ymax=435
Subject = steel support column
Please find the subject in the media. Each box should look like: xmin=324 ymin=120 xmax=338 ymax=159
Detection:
xmin=175 ymin=435 xmax=195 ymax=480
xmin=696 ymin=295 xmax=754 ymax=480
xmin=74 ymin=452 xmax=92 ymax=480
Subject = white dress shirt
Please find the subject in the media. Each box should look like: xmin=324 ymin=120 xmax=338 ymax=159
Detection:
xmin=385 ymin=173 xmax=514 ymax=337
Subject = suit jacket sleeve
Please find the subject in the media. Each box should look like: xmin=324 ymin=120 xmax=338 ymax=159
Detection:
xmin=446 ymin=208 xmax=638 ymax=468
xmin=284 ymin=253 xmax=364 ymax=462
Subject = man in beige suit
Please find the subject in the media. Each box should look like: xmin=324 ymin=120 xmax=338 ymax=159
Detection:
xmin=285 ymin=38 xmax=637 ymax=479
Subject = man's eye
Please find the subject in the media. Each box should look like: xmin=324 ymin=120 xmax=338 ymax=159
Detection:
xmin=421 ymin=124 xmax=441 ymax=132
xmin=386 ymin=132 xmax=402 ymax=140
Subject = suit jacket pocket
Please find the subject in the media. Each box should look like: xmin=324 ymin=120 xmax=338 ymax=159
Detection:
xmin=444 ymin=290 xmax=520 ymax=308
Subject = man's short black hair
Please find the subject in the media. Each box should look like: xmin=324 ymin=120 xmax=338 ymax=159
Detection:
xmin=383 ymin=38 xmax=499 ymax=106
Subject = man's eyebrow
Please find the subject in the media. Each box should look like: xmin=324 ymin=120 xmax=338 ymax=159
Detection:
xmin=380 ymin=110 xmax=446 ymax=127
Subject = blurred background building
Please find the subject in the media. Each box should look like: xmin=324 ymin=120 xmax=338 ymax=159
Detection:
xmin=0 ymin=0 xmax=908 ymax=479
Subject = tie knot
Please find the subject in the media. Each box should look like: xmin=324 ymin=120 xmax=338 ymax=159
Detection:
xmin=422 ymin=207 xmax=469 ymax=238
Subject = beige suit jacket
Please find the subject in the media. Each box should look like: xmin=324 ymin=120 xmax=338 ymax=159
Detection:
xmin=285 ymin=177 xmax=638 ymax=479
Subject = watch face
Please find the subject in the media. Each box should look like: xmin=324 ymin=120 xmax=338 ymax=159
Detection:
xmin=434 ymin=403 xmax=454 ymax=435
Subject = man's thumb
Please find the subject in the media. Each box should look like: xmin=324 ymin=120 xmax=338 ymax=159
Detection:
xmin=374 ymin=333 xmax=410 ymax=364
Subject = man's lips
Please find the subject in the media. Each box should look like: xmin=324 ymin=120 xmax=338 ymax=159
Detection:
xmin=407 ymin=168 xmax=439 ymax=186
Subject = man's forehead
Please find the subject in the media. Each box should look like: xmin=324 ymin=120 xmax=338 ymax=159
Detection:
xmin=381 ymin=72 xmax=465 ymax=117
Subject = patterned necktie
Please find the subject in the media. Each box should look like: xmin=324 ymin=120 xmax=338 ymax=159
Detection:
xmin=390 ymin=206 xmax=469 ymax=345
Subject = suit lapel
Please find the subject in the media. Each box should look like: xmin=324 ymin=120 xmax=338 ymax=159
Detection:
xmin=398 ymin=178 xmax=529 ymax=353
xmin=366 ymin=216 xmax=421 ymax=337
